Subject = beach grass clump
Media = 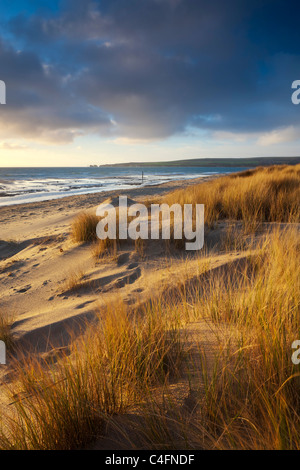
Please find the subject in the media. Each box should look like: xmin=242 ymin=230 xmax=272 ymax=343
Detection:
xmin=71 ymin=212 xmax=99 ymax=243
xmin=0 ymin=301 xmax=184 ymax=450
xmin=133 ymin=227 xmax=300 ymax=450
xmin=134 ymin=237 xmax=146 ymax=257
xmin=62 ymin=269 xmax=87 ymax=293
xmin=92 ymin=238 xmax=118 ymax=259
xmin=72 ymin=211 xmax=132 ymax=256
xmin=0 ymin=311 xmax=14 ymax=352
xmin=195 ymin=228 xmax=300 ymax=449
xmin=164 ymin=164 xmax=300 ymax=227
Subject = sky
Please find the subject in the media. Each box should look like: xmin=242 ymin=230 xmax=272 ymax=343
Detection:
xmin=0 ymin=0 xmax=299 ymax=166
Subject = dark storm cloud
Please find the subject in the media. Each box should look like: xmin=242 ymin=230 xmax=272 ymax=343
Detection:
xmin=0 ymin=37 xmax=112 ymax=142
xmin=2 ymin=0 xmax=300 ymax=142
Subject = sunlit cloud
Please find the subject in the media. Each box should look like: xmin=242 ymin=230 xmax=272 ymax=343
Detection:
xmin=0 ymin=0 xmax=299 ymax=165
xmin=257 ymin=126 xmax=300 ymax=146
xmin=0 ymin=141 xmax=28 ymax=150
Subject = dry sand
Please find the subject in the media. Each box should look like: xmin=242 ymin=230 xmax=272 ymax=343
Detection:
xmin=0 ymin=176 xmax=220 ymax=352
xmin=0 ymin=176 xmax=230 ymax=412
xmin=0 ymin=174 xmax=283 ymax=448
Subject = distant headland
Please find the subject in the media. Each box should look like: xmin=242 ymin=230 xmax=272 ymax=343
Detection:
xmin=90 ymin=156 xmax=300 ymax=168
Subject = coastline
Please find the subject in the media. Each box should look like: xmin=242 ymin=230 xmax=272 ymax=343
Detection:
xmin=0 ymin=173 xmax=220 ymax=357
xmin=0 ymin=175 xmax=217 ymax=242
xmin=0 ymin=163 xmax=299 ymax=450
xmin=0 ymin=173 xmax=221 ymax=348
xmin=0 ymin=166 xmax=228 ymax=208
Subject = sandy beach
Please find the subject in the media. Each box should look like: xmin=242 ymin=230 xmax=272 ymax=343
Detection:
xmin=0 ymin=176 xmax=217 ymax=352
xmin=0 ymin=165 xmax=299 ymax=450
xmin=0 ymin=175 xmax=227 ymax=430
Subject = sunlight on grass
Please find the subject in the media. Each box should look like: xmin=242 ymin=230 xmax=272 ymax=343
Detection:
xmin=0 ymin=164 xmax=299 ymax=450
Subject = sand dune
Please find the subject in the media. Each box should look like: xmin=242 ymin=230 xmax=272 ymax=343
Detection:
xmin=0 ymin=175 xmax=285 ymax=356
xmin=0 ymin=177 xmax=214 ymax=353
xmin=1 ymin=171 xmax=298 ymax=450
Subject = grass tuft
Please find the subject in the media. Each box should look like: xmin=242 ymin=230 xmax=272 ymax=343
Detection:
xmin=71 ymin=212 xmax=99 ymax=243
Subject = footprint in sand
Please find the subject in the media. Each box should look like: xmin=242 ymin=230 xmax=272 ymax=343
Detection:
xmin=114 ymin=267 xmax=141 ymax=288
xmin=116 ymin=253 xmax=130 ymax=266
xmin=127 ymin=262 xmax=139 ymax=270
xmin=16 ymin=285 xmax=31 ymax=293
xmin=75 ymin=300 xmax=95 ymax=310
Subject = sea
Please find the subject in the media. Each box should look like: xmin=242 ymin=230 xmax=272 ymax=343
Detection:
xmin=0 ymin=166 xmax=248 ymax=207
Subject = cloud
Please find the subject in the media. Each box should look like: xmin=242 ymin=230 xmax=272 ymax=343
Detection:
xmin=0 ymin=0 xmax=299 ymax=144
xmin=0 ymin=38 xmax=114 ymax=143
xmin=213 ymin=131 xmax=254 ymax=143
xmin=257 ymin=126 xmax=300 ymax=146
xmin=0 ymin=141 xmax=28 ymax=150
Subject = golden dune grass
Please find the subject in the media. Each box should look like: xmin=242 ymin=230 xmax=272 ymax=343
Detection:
xmin=71 ymin=212 xmax=99 ymax=243
xmin=164 ymin=164 xmax=300 ymax=227
xmin=0 ymin=312 xmax=14 ymax=352
xmin=0 ymin=164 xmax=299 ymax=450
xmin=129 ymin=228 xmax=300 ymax=450
xmin=0 ymin=303 xmax=184 ymax=450
xmin=1 ymin=227 xmax=298 ymax=450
